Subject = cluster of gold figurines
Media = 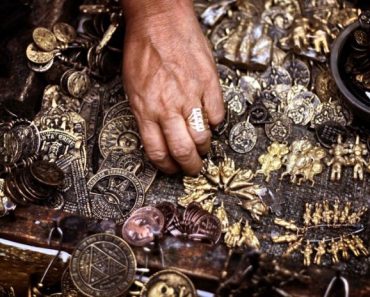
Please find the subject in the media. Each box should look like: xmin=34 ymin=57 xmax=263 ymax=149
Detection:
xmin=257 ymin=139 xmax=325 ymax=185
xmin=271 ymin=200 xmax=368 ymax=266
xmin=256 ymin=135 xmax=370 ymax=185
xmin=327 ymin=135 xmax=369 ymax=181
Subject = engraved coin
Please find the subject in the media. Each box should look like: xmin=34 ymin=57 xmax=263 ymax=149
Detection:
xmin=26 ymin=43 xmax=55 ymax=64
xmin=99 ymin=116 xmax=140 ymax=158
xmin=229 ymin=121 xmax=257 ymax=153
xmin=292 ymin=91 xmax=321 ymax=109
xmin=121 ymin=214 xmax=159 ymax=247
xmin=53 ymin=22 xmax=77 ymax=44
xmin=155 ymin=202 xmax=176 ymax=230
xmin=238 ymin=75 xmax=261 ymax=104
xmin=315 ymin=122 xmax=348 ymax=149
xmin=286 ymin=98 xmax=314 ymax=126
xmin=87 ymin=168 xmax=145 ymax=223
xmin=315 ymin=71 xmax=338 ymax=102
xmin=282 ymin=58 xmax=311 ymax=87
xmin=192 ymin=213 xmax=221 ymax=244
xmin=140 ymin=269 xmax=197 ymax=297
xmin=265 ymin=112 xmax=292 ymax=142
xmin=61 ymin=268 xmax=81 ymax=297
xmin=99 ymin=148 xmax=157 ymax=192
xmin=286 ymin=84 xmax=308 ymax=103
xmin=69 ymin=233 xmax=136 ymax=297
xmin=103 ymin=101 xmax=131 ymax=125
xmin=260 ymin=65 xmax=292 ymax=87
xmin=224 ymin=87 xmax=248 ymax=116
xmin=30 ymin=160 xmax=65 ymax=187
xmin=11 ymin=119 xmax=41 ymax=161
xmin=67 ymin=71 xmax=91 ymax=98
xmin=131 ymin=206 xmax=165 ymax=231
xmin=33 ymin=27 xmax=58 ymax=52
xmin=249 ymin=103 xmax=269 ymax=124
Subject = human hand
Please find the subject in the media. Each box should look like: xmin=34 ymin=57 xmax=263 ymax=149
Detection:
xmin=121 ymin=0 xmax=225 ymax=175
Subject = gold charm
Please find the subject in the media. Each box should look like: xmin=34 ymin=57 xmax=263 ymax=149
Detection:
xmin=201 ymin=197 xmax=216 ymax=213
xmin=348 ymin=135 xmax=368 ymax=181
xmin=256 ymin=142 xmax=289 ymax=181
xmin=237 ymin=220 xmax=260 ymax=250
xmin=328 ymin=239 xmax=340 ymax=264
xmin=214 ymin=201 xmax=229 ymax=232
xmin=273 ymin=218 xmax=298 ymax=231
xmin=302 ymin=241 xmax=313 ymax=266
xmin=313 ymin=240 xmax=326 ymax=265
xmin=311 ymin=202 xmax=323 ymax=226
xmin=272 ymin=234 xmax=299 ymax=243
xmin=224 ymin=220 xmax=242 ymax=249
xmin=327 ymin=135 xmax=349 ymax=181
xmin=303 ymin=203 xmax=313 ymax=226
xmin=280 ymin=139 xmax=326 ymax=186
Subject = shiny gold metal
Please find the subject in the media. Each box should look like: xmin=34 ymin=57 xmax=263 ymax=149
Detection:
xmin=201 ymin=197 xmax=216 ymax=213
xmin=272 ymin=234 xmax=299 ymax=243
xmin=348 ymin=135 xmax=368 ymax=180
xmin=33 ymin=27 xmax=58 ymax=51
xmin=322 ymin=200 xmax=333 ymax=225
xmin=273 ymin=218 xmax=298 ymax=232
xmin=303 ymin=203 xmax=313 ymax=226
xmin=311 ymin=202 xmax=323 ymax=226
xmin=237 ymin=220 xmax=260 ymax=249
xmin=313 ymin=240 xmax=326 ymax=265
xmin=328 ymin=239 xmax=340 ymax=264
xmin=256 ymin=142 xmax=289 ymax=181
xmin=302 ymin=241 xmax=313 ymax=266
xmin=327 ymin=135 xmax=349 ymax=181
xmin=283 ymin=238 xmax=303 ymax=257
xmin=214 ymin=201 xmax=229 ymax=232
xmin=224 ymin=220 xmax=242 ymax=249
xmin=339 ymin=201 xmax=351 ymax=224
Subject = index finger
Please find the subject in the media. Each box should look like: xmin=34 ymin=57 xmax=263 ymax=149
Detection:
xmin=160 ymin=112 xmax=203 ymax=176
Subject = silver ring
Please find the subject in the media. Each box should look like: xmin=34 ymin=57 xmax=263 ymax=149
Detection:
xmin=187 ymin=108 xmax=209 ymax=132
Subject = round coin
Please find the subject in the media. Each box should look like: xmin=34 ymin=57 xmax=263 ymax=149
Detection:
xmin=192 ymin=213 xmax=221 ymax=244
xmin=265 ymin=112 xmax=292 ymax=143
xmin=249 ymin=104 xmax=269 ymax=124
xmin=260 ymin=65 xmax=292 ymax=87
xmin=26 ymin=43 xmax=55 ymax=64
xmin=30 ymin=160 xmax=65 ymax=187
xmin=99 ymin=116 xmax=140 ymax=158
xmin=224 ymin=87 xmax=248 ymax=116
xmin=140 ymin=269 xmax=197 ymax=297
xmin=155 ymin=202 xmax=176 ymax=230
xmin=122 ymin=214 xmax=159 ymax=247
xmin=67 ymin=71 xmax=91 ymax=98
xmin=286 ymin=98 xmax=314 ymax=126
xmin=33 ymin=27 xmax=58 ymax=52
xmin=131 ymin=206 xmax=165 ymax=232
xmin=87 ymin=168 xmax=145 ymax=223
xmin=103 ymin=101 xmax=131 ymax=125
xmin=53 ymin=22 xmax=77 ymax=44
xmin=69 ymin=234 xmax=136 ymax=297
xmin=282 ymin=57 xmax=311 ymax=87
xmin=315 ymin=122 xmax=348 ymax=149
xmin=229 ymin=121 xmax=257 ymax=153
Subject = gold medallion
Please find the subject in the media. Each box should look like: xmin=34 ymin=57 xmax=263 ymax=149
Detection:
xmin=32 ymin=27 xmax=58 ymax=51
xmin=53 ymin=22 xmax=77 ymax=44
xmin=26 ymin=43 xmax=55 ymax=64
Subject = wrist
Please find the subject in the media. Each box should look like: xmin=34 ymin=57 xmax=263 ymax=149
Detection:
xmin=121 ymin=0 xmax=195 ymax=32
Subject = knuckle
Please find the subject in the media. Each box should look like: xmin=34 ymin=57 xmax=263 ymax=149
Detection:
xmin=171 ymin=144 xmax=193 ymax=162
xmin=146 ymin=149 xmax=168 ymax=164
xmin=193 ymin=132 xmax=211 ymax=146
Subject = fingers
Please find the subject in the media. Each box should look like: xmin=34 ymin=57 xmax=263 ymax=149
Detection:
xmin=137 ymin=119 xmax=179 ymax=174
xmin=160 ymin=112 xmax=203 ymax=176
xmin=202 ymin=72 xmax=225 ymax=126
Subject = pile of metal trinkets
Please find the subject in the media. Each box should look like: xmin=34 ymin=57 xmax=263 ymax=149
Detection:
xmin=0 ymin=0 xmax=369 ymax=296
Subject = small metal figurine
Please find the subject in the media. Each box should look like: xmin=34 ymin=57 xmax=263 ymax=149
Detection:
xmin=237 ymin=220 xmax=260 ymax=250
xmin=311 ymin=202 xmax=323 ymax=226
xmin=302 ymin=241 xmax=313 ymax=266
xmin=328 ymin=239 xmax=340 ymax=264
xmin=348 ymin=135 xmax=368 ymax=181
xmin=352 ymin=235 xmax=369 ymax=256
xmin=272 ymin=234 xmax=299 ymax=243
xmin=327 ymin=134 xmax=349 ymax=182
xmin=322 ymin=200 xmax=333 ymax=225
xmin=214 ymin=201 xmax=229 ymax=232
xmin=303 ymin=203 xmax=313 ymax=226
xmin=256 ymin=142 xmax=289 ymax=181
xmin=338 ymin=236 xmax=350 ymax=261
xmin=274 ymin=218 xmax=298 ymax=231
xmin=339 ymin=201 xmax=351 ymax=224
xmin=201 ymin=197 xmax=216 ymax=213
xmin=292 ymin=18 xmax=310 ymax=51
xmin=224 ymin=220 xmax=242 ymax=249
xmin=332 ymin=199 xmax=340 ymax=225
xmin=314 ymin=240 xmax=326 ymax=265
xmin=284 ymin=238 xmax=303 ymax=257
